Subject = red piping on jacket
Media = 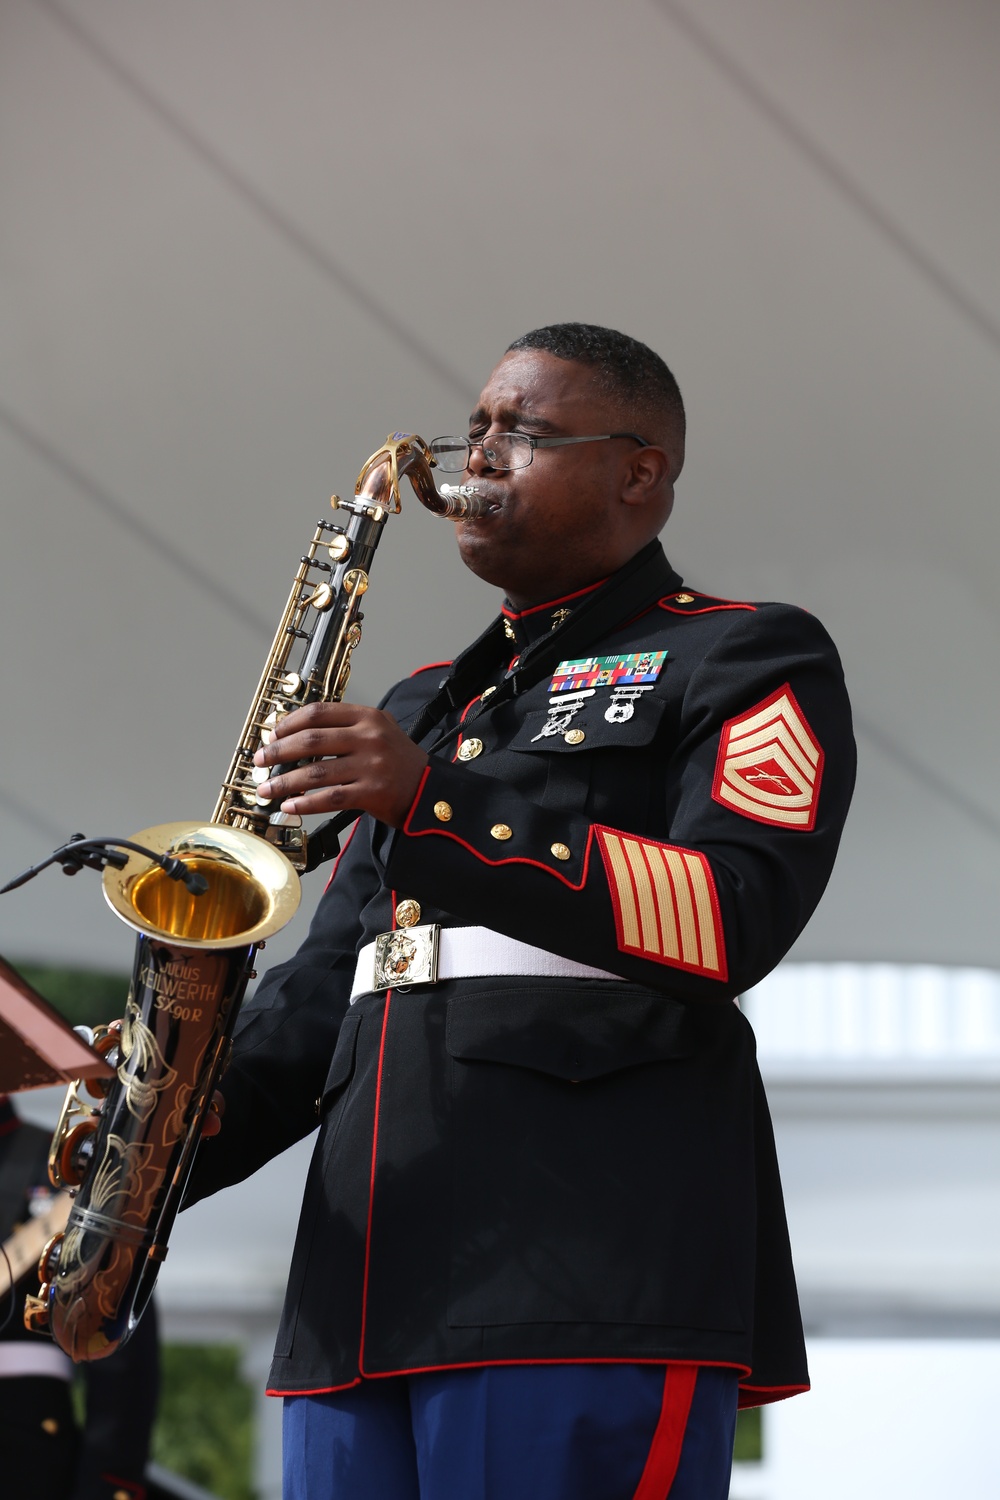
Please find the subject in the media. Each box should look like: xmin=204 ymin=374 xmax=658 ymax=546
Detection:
xmin=409 ymin=660 xmax=453 ymax=676
xmin=402 ymin=767 xmax=598 ymax=891
xmin=268 ymin=1376 xmax=364 ymax=1398
xmin=357 ymin=986 xmax=393 ymax=1375
xmin=501 ymin=577 xmax=608 ymax=620
xmin=737 ymin=1380 xmax=810 ymax=1409
xmin=658 ymin=594 xmax=756 ymax=615
xmin=453 ymin=692 xmax=490 ymax=762
xmin=268 ymin=1355 xmax=753 ymax=1399
xmin=267 ymin=1363 xmax=807 ymax=1405
xmin=322 ymin=816 xmax=362 ymax=893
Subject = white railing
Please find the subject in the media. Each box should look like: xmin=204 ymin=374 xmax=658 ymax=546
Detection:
xmin=742 ymin=963 xmax=1000 ymax=1076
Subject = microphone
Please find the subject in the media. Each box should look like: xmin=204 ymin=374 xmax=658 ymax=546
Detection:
xmin=157 ymin=855 xmax=210 ymax=896
xmin=2 ymin=837 xmax=210 ymax=897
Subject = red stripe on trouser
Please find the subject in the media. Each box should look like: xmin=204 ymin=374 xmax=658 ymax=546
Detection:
xmin=631 ymin=1363 xmax=699 ymax=1499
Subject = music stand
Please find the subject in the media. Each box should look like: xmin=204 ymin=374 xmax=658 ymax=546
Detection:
xmin=0 ymin=955 xmax=115 ymax=1093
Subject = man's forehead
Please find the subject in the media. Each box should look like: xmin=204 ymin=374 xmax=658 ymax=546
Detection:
xmin=473 ymin=349 xmax=604 ymax=425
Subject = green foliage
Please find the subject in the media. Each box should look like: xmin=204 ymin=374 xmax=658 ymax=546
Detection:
xmin=733 ymin=1403 xmax=763 ymax=1462
xmin=12 ymin=962 xmax=129 ymax=1028
xmin=152 ymin=1344 xmax=256 ymax=1500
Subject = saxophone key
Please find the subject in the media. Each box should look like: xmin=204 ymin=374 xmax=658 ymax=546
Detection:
xmin=307 ymin=584 xmax=334 ymax=611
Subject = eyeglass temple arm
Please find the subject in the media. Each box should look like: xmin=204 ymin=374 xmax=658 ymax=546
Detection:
xmin=533 ymin=433 xmax=649 ymax=450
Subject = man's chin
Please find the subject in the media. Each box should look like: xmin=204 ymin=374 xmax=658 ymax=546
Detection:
xmin=454 ymin=522 xmax=510 ymax=587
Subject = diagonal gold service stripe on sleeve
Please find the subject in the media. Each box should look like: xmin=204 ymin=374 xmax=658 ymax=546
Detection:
xmin=622 ymin=838 xmax=662 ymax=956
xmin=601 ymin=833 xmax=641 ymax=948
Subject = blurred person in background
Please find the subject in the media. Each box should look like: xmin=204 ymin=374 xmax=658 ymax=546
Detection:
xmin=0 ymin=1093 xmax=160 ymax=1500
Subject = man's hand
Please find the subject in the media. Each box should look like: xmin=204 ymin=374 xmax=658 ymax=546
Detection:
xmin=252 ymin=702 xmax=429 ymax=828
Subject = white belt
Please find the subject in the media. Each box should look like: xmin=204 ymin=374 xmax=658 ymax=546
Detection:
xmin=0 ymin=1343 xmax=74 ymax=1380
xmin=350 ymin=925 xmax=618 ymax=1002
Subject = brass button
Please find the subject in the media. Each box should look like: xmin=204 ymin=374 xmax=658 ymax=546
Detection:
xmin=41 ymin=1419 xmax=59 ymax=1435
xmin=395 ymin=898 xmax=421 ymax=928
xmin=550 ymin=843 xmax=571 ymax=861
xmin=674 ymin=592 xmax=695 ymax=604
xmin=457 ymin=737 xmax=483 ymax=761
xmin=504 ymin=619 xmax=517 ymax=641
xmin=113 ymin=1491 xmax=132 ymax=1500
xmin=481 ymin=685 xmax=496 ymax=700
xmin=564 ymin=729 xmax=586 ymax=745
xmin=490 ymin=823 xmax=513 ymax=841
xmin=433 ymin=801 xmax=453 ymax=822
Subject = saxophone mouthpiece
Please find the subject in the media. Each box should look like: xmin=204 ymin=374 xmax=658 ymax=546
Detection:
xmin=434 ymin=483 xmax=490 ymax=519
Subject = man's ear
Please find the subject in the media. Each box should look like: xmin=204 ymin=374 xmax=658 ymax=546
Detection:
xmin=620 ymin=444 xmax=672 ymax=507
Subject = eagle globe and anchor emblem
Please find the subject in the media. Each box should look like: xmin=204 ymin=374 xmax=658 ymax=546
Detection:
xmin=372 ymin=900 xmax=440 ymax=990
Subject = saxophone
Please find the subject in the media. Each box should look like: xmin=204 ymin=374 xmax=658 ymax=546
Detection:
xmin=24 ymin=435 xmax=486 ymax=1360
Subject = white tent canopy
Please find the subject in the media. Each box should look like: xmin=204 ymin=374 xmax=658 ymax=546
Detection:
xmin=2 ymin=0 xmax=998 ymax=974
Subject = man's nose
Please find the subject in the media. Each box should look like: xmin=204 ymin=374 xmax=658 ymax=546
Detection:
xmin=467 ymin=441 xmax=496 ymax=476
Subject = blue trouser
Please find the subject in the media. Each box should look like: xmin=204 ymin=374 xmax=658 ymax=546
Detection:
xmin=283 ymin=1363 xmax=738 ymax=1500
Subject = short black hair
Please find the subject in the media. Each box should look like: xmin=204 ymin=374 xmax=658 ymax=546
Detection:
xmin=505 ymin=322 xmax=685 ymax=470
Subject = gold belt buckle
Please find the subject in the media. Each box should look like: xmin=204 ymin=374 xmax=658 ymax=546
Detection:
xmin=373 ymin=923 xmax=440 ymax=991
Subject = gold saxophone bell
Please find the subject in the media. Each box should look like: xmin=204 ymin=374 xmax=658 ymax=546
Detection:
xmin=37 ymin=824 xmax=298 ymax=1361
xmin=103 ymin=823 xmax=300 ymax=947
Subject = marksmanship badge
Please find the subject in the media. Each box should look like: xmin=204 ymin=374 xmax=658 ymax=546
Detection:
xmin=604 ymin=685 xmax=654 ymax=723
xmin=712 ymin=685 xmax=824 ymax=830
xmin=531 ymin=689 xmax=595 ymax=741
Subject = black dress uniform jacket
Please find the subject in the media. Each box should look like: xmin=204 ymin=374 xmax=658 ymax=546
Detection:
xmin=188 ymin=541 xmax=856 ymax=1408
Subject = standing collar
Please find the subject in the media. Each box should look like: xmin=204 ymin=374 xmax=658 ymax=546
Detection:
xmin=406 ymin=541 xmax=682 ymax=748
xmin=501 ymin=576 xmax=608 ymax=650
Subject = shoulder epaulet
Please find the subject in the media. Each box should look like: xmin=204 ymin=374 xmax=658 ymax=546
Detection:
xmin=409 ymin=659 xmax=453 ymax=677
xmin=658 ymin=591 xmax=756 ymax=615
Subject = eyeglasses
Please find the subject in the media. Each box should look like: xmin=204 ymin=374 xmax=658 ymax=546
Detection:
xmin=428 ymin=431 xmax=649 ymax=472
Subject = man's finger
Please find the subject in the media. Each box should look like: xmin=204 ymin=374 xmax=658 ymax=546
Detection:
xmin=272 ymin=701 xmax=364 ymax=739
xmin=256 ymin=756 xmax=358 ymax=806
xmin=254 ymin=727 xmax=354 ymax=769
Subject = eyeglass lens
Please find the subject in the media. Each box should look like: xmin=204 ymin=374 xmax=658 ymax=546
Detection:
xmin=429 ymin=435 xmax=532 ymax=472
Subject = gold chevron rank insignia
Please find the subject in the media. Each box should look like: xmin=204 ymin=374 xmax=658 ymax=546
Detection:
xmin=712 ymin=684 xmax=823 ymax=830
xmin=595 ymin=828 xmax=727 ymax=980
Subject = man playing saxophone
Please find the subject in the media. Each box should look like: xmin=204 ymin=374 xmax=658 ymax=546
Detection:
xmin=190 ymin=323 xmax=856 ymax=1499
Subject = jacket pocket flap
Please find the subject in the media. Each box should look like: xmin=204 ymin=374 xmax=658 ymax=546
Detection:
xmin=321 ymin=1009 xmax=362 ymax=1105
xmin=508 ymin=693 xmax=667 ymax=754
xmin=446 ymin=984 xmax=693 ymax=1081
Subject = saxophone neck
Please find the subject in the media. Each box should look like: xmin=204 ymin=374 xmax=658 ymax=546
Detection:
xmin=354 ymin=432 xmax=435 ymax=514
xmin=354 ymin=432 xmax=490 ymax=519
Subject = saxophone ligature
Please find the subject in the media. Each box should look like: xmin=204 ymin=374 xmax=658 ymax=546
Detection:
xmin=21 ymin=434 xmax=485 ymax=1360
